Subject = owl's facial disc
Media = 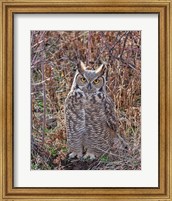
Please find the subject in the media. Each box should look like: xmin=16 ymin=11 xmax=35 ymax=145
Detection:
xmin=76 ymin=72 xmax=104 ymax=94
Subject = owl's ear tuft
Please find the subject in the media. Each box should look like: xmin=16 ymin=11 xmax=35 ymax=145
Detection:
xmin=77 ymin=60 xmax=87 ymax=74
xmin=95 ymin=64 xmax=107 ymax=76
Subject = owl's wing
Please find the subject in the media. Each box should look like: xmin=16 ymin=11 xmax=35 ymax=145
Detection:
xmin=105 ymin=95 xmax=117 ymax=132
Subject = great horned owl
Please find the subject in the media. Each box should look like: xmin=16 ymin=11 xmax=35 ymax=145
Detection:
xmin=64 ymin=61 xmax=117 ymax=160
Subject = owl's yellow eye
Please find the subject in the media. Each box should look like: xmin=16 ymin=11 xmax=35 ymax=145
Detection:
xmin=81 ymin=77 xmax=86 ymax=83
xmin=93 ymin=79 xmax=100 ymax=84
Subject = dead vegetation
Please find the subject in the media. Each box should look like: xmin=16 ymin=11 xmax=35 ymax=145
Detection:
xmin=31 ymin=31 xmax=141 ymax=170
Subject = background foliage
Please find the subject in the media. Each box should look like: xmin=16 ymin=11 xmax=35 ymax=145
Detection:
xmin=31 ymin=31 xmax=141 ymax=170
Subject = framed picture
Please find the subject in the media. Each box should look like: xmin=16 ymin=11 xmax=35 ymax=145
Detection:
xmin=0 ymin=0 xmax=171 ymax=200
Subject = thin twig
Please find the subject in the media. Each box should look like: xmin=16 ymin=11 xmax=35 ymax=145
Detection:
xmin=87 ymin=31 xmax=92 ymax=66
xmin=119 ymin=31 xmax=130 ymax=59
xmin=40 ymin=32 xmax=46 ymax=144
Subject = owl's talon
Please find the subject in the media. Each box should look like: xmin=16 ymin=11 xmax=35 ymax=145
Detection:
xmin=69 ymin=152 xmax=77 ymax=159
xmin=83 ymin=153 xmax=96 ymax=160
xmin=69 ymin=152 xmax=83 ymax=159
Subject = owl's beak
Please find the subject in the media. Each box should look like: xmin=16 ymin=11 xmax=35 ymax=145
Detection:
xmin=87 ymin=83 xmax=92 ymax=91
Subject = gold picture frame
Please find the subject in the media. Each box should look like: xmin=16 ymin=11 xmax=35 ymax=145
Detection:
xmin=0 ymin=0 xmax=171 ymax=200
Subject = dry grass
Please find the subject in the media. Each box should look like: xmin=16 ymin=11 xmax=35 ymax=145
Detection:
xmin=31 ymin=31 xmax=141 ymax=170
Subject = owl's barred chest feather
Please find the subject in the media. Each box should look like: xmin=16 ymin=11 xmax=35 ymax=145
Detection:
xmin=65 ymin=89 xmax=115 ymax=156
xmin=66 ymin=89 xmax=109 ymax=133
xmin=73 ymin=90 xmax=106 ymax=113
